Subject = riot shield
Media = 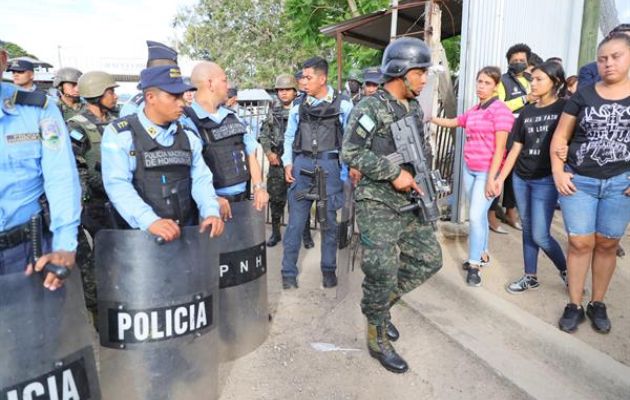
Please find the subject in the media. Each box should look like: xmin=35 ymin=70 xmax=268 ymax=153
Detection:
xmin=216 ymin=200 xmax=269 ymax=361
xmin=0 ymin=271 xmax=101 ymax=400
xmin=336 ymin=179 xmax=360 ymax=300
xmin=95 ymin=226 xmax=220 ymax=400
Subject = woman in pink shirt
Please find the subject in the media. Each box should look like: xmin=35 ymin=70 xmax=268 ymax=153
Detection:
xmin=432 ymin=66 xmax=515 ymax=286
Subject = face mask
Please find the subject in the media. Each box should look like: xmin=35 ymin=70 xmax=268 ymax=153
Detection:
xmin=508 ymin=62 xmax=527 ymax=75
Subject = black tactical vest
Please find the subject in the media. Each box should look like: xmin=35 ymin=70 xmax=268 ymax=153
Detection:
xmin=500 ymin=73 xmax=528 ymax=102
xmin=294 ymin=91 xmax=343 ymax=154
xmin=270 ymin=106 xmax=290 ymax=155
xmin=184 ymin=107 xmax=250 ymax=189
xmin=117 ymin=115 xmax=194 ymax=224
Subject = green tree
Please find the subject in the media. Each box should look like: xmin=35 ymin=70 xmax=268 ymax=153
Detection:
xmin=175 ymin=0 xmax=388 ymax=88
xmin=0 ymin=40 xmax=38 ymax=59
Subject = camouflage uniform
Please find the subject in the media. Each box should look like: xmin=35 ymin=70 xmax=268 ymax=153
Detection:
xmin=341 ymin=89 xmax=442 ymax=326
xmin=58 ymin=100 xmax=85 ymax=121
xmin=67 ymin=108 xmax=114 ymax=316
xmin=259 ymin=99 xmax=290 ymax=229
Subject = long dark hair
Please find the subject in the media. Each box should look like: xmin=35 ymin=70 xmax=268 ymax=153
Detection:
xmin=532 ymin=61 xmax=566 ymax=97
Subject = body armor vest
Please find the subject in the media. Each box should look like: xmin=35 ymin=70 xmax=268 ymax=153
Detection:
xmin=184 ymin=107 xmax=250 ymax=189
xmin=294 ymin=91 xmax=343 ymax=154
xmin=270 ymin=106 xmax=289 ymax=156
xmin=116 ymin=115 xmax=194 ymax=224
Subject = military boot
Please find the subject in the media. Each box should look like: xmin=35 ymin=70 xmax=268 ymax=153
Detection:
xmin=367 ymin=323 xmax=408 ymax=373
xmin=267 ymin=222 xmax=282 ymax=247
xmin=387 ymin=294 xmax=401 ymax=341
xmin=302 ymin=221 xmax=314 ymax=249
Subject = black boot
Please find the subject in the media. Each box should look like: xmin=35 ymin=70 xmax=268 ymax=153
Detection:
xmin=303 ymin=220 xmax=314 ymax=249
xmin=367 ymin=323 xmax=408 ymax=373
xmin=386 ymin=320 xmax=400 ymax=341
xmin=267 ymin=222 xmax=281 ymax=247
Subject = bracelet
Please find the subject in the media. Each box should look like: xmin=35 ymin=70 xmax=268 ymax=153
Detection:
xmin=253 ymin=182 xmax=267 ymax=191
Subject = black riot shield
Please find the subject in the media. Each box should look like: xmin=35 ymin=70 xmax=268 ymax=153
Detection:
xmin=216 ymin=200 xmax=269 ymax=361
xmin=95 ymin=226 xmax=220 ymax=400
xmin=0 ymin=271 xmax=101 ymax=400
xmin=336 ymin=179 xmax=360 ymax=300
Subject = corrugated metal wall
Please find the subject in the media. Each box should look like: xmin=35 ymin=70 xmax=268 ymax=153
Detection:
xmin=451 ymin=0 xmax=584 ymax=222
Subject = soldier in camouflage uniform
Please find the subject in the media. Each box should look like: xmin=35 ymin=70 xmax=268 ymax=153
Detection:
xmin=259 ymin=74 xmax=314 ymax=247
xmin=53 ymin=67 xmax=85 ymax=121
xmin=344 ymin=70 xmax=363 ymax=105
xmin=67 ymin=71 xmax=119 ymax=319
xmin=341 ymin=38 xmax=443 ymax=374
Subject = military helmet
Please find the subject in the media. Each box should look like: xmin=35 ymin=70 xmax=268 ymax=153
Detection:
xmin=53 ymin=67 xmax=82 ymax=88
xmin=381 ymin=37 xmax=432 ymax=78
xmin=275 ymin=73 xmax=297 ymax=90
xmin=78 ymin=71 xmax=119 ymax=98
xmin=346 ymin=69 xmax=363 ymax=83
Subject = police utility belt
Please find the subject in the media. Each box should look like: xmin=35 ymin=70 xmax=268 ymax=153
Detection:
xmin=297 ymin=151 xmax=339 ymax=160
xmin=0 ymin=220 xmax=35 ymax=250
xmin=221 ymin=191 xmax=251 ymax=203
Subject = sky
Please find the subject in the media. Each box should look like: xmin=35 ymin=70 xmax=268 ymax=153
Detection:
xmin=1 ymin=0 xmax=629 ymax=75
xmin=0 ymin=0 xmax=196 ymax=74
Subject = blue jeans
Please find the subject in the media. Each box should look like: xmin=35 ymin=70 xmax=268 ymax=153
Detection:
xmin=559 ymin=167 xmax=630 ymax=238
xmin=463 ymin=166 xmax=494 ymax=266
xmin=512 ymin=174 xmax=567 ymax=275
xmin=281 ymin=155 xmax=344 ymax=278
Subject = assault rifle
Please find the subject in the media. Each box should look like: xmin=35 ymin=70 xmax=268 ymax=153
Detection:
xmin=295 ymin=165 xmax=328 ymax=231
xmin=385 ymin=115 xmax=449 ymax=228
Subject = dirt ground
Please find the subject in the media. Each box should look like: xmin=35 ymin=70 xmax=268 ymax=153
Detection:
xmin=218 ymin=230 xmax=533 ymax=400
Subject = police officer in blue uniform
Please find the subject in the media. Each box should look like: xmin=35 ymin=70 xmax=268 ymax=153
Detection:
xmin=281 ymin=56 xmax=353 ymax=289
xmin=6 ymin=59 xmax=40 ymax=93
xmin=101 ymin=65 xmax=224 ymax=241
xmin=119 ymin=40 xmax=179 ymax=117
xmin=182 ymin=61 xmax=269 ymax=220
xmin=0 ymin=46 xmax=81 ymax=290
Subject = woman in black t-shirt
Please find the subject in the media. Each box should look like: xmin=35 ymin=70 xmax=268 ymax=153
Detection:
xmin=496 ymin=61 xmax=568 ymax=294
xmin=550 ymin=33 xmax=630 ymax=334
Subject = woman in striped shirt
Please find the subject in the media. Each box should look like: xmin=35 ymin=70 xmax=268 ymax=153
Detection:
xmin=432 ymin=66 xmax=515 ymax=287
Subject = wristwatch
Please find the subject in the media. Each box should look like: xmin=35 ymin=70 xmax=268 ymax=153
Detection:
xmin=253 ymin=182 xmax=267 ymax=191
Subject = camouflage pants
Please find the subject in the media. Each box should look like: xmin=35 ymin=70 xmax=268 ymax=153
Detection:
xmin=76 ymin=228 xmax=97 ymax=318
xmin=356 ymin=200 xmax=442 ymax=325
xmin=268 ymin=164 xmax=288 ymax=223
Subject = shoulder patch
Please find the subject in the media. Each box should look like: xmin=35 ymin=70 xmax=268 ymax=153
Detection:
xmin=40 ymin=118 xmax=62 ymax=150
xmin=14 ymin=90 xmax=48 ymax=108
xmin=358 ymin=114 xmax=376 ymax=134
xmin=112 ymin=117 xmax=131 ymax=133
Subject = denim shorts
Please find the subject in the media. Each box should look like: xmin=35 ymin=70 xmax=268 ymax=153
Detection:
xmin=559 ymin=167 xmax=630 ymax=238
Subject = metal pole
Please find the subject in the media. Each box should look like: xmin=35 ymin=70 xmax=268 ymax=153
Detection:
xmin=578 ymin=0 xmax=601 ymax=68
xmin=390 ymin=0 xmax=398 ymax=41
xmin=337 ymin=32 xmax=343 ymax=91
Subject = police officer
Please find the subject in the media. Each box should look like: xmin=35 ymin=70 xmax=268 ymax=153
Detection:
xmin=119 ymin=40 xmax=179 ymax=117
xmin=53 ymin=67 xmax=84 ymax=120
xmin=344 ymin=70 xmax=363 ymax=105
xmin=292 ymin=70 xmax=316 ymax=249
xmin=7 ymin=59 xmax=39 ymax=92
xmin=362 ymin=66 xmax=382 ymax=97
xmin=101 ymin=65 xmax=224 ymax=241
xmin=259 ymin=73 xmax=297 ymax=247
xmin=0 ymin=45 xmax=80 ymax=289
xmin=183 ymin=61 xmax=269 ymax=220
xmin=67 ymin=71 xmax=119 ymax=317
xmin=341 ymin=38 xmax=443 ymax=373
xmin=281 ymin=56 xmax=353 ymax=289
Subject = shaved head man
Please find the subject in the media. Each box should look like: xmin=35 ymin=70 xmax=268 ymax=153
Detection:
xmin=183 ymin=61 xmax=268 ymax=220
